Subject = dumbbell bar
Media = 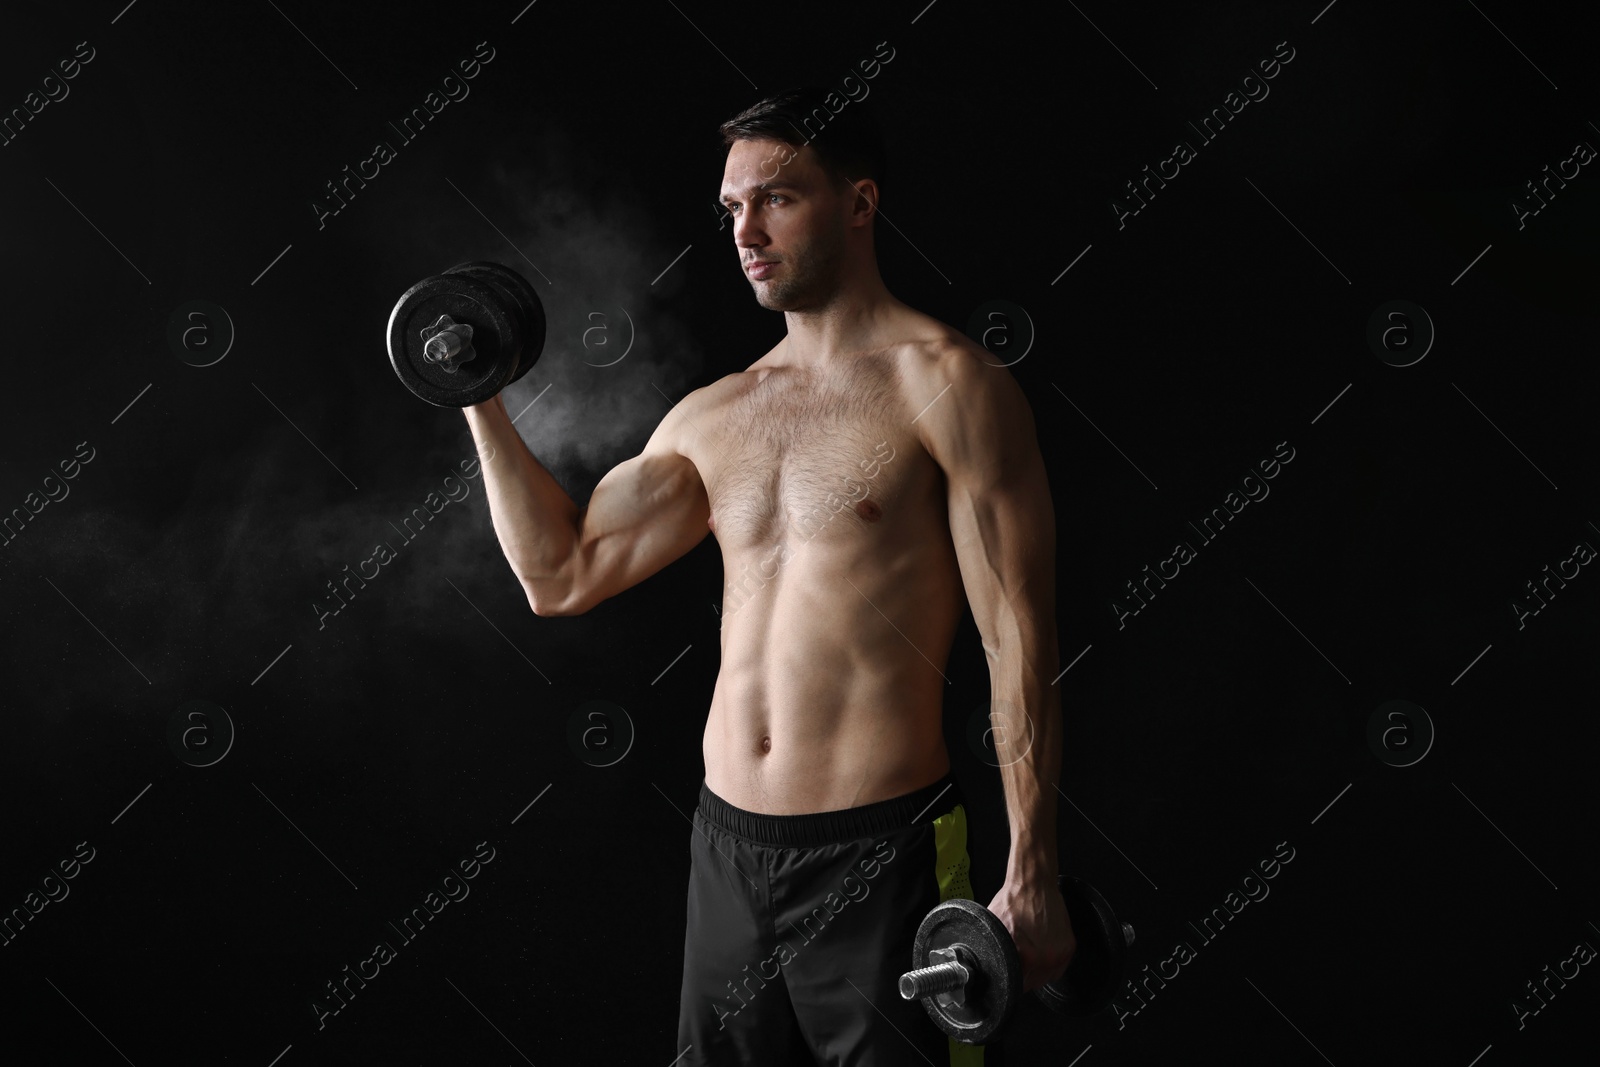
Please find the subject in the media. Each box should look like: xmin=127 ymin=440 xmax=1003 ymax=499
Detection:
xmin=387 ymin=261 xmax=546 ymax=407
xmin=898 ymin=876 xmax=1134 ymax=1045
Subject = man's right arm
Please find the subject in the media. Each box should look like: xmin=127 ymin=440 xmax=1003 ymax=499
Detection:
xmin=462 ymin=391 xmax=711 ymax=616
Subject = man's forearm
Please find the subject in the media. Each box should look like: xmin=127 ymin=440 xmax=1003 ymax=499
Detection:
xmin=462 ymin=396 xmax=581 ymax=604
xmin=993 ymin=637 xmax=1063 ymax=887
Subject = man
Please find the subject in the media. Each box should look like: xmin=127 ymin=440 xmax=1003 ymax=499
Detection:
xmin=461 ymin=86 xmax=1073 ymax=1064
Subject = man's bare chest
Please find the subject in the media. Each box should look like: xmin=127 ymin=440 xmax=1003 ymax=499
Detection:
xmin=696 ymin=361 xmax=932 ymax=549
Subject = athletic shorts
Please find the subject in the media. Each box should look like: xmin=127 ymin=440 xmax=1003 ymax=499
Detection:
xmin=675 ymin=772 xmax=1003 ymax=1066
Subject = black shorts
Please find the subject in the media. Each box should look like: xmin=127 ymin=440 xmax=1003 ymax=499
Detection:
xmin=675 ymin=772 xmax=1001 ymax=1066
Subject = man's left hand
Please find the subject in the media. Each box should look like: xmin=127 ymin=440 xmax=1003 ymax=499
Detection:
xmin=987 ymin=878 xmax=1076 ymax=992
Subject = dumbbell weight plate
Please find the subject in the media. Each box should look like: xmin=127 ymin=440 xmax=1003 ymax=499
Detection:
xmin=387 ymin=271 xmax=524 ymax=407
xmin=443 ymin=261 xmax=545 ymax=386
xmin=911 ymin=897 xmax=1022 ymax=1045
xmin=1035 ymin=876 xmax=1129 ymax=1016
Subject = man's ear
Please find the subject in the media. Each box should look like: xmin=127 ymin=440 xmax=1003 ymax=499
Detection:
xmin=849 ymin=178 xmax=879 ymax=224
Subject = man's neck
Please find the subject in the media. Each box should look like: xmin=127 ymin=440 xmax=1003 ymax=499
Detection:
xmin=780 ymin=278 xmax=901 ymax=366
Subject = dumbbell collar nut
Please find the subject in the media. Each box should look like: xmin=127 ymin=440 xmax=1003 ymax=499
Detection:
xmin=420 ymin=314 xmax=477 ymax=372
xmin=898 ymin=945 xmax=973 ymax=1007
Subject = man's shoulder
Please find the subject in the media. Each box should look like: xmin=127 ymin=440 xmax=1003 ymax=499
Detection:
xmin=885 ymin=310 xmax=1002 ymax=376
xmin=887 ymin=315 xmax=1016 ymax=405
xmin=649 ymin=371 xmax=750 ymax=460
xmin=888 ymin=313 xmax=1035 ymax=469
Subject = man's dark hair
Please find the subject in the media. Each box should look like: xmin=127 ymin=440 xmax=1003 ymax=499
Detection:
xmin=718 ymin=85 xmax=887 ymax=192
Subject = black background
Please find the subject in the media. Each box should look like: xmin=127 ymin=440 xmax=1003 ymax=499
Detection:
xmin=2 ymin=1 xmax=1596 ymax=1064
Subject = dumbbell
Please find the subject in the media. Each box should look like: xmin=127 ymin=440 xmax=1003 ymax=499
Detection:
xmin=386 ymin=261 xmax=546 ymax=407
xmin=898 ymin=876 xmax=1135 ymax=1045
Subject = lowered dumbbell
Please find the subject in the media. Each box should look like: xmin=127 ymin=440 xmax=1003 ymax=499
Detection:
xmin=898 ymin=876 xmax=1135 ymax=1045
xmin=387 ymin=261 xmax=546 ymax=407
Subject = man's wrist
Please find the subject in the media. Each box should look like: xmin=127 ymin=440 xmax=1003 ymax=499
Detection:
xmin=1005 ymin=840 xmax=1059 ymax=887
xmin=465 ymin=393 xmax=507 ymax=417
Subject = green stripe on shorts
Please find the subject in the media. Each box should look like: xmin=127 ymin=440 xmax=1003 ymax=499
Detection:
xmin=931 ymin=803 xmax=984 ymax=1066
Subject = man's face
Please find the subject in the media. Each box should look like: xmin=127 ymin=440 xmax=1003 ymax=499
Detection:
xmin=719 ymin=138 xmax=848 ymax=311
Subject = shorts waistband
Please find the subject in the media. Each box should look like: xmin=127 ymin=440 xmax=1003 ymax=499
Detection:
xmin=695 ymin=772 xmax=964 ymax=849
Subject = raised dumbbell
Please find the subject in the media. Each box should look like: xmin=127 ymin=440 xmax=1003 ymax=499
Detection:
xmin=898 ymin=876 xmax=1135 ymax=1045
xmin=386 ymin=261 xmax=546 ymax=407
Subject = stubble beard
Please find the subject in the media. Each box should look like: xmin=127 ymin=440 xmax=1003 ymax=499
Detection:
xmin=751 ymin=225 xmax=846 ymax=311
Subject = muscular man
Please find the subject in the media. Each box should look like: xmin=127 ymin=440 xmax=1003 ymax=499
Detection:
xmin=462 ymin=86 xmax=1073 ymax=1064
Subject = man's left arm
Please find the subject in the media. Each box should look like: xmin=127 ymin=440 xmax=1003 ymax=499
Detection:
xmin=916 ymin=345 xmax=1075 ymax=991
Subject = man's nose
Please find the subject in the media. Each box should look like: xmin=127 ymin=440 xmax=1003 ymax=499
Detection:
xmin=734 ymin=212 xmax=765 ymax=247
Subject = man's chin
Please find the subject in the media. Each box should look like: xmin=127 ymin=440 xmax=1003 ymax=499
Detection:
xmin=752 ymin=285 xmax=791 ymax=310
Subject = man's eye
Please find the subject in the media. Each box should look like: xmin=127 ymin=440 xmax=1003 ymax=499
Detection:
xmin=768 ymin=195 xmax=784 ymax=204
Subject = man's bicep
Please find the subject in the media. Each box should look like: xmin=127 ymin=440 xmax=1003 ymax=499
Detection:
xmin=557 ymin=403 xmax=711 ymax=615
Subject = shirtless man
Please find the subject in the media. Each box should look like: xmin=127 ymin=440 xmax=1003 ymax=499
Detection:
xmin=462 ymin=86 xmax=1073 ymax=1065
